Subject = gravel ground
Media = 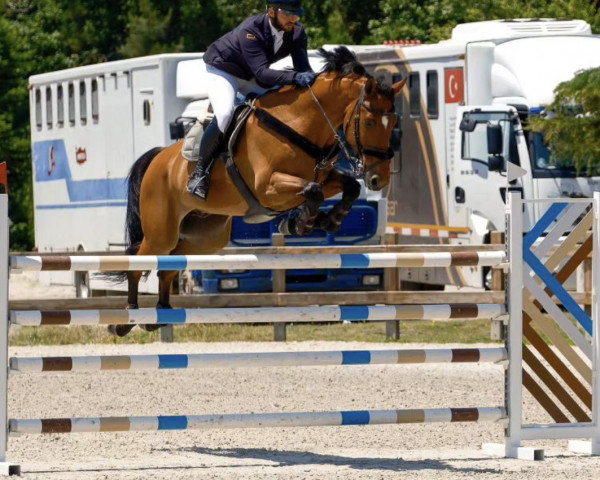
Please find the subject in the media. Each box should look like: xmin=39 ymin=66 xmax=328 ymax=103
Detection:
xmin=6 ymin=272 xmax=600 ymax=479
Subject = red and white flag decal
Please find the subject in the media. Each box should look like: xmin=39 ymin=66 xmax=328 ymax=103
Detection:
xmin=445 ymin=68 xmax=464 ymax=104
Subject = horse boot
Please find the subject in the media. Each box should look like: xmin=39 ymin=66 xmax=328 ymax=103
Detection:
xmin=186 ymin=118 xmax=224 ymax=200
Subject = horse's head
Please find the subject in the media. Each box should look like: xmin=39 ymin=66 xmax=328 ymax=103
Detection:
xmin=316 ymin=47 xmax=406 ymax=191
xmin=343 ymin=77 xmax=405 ymax=190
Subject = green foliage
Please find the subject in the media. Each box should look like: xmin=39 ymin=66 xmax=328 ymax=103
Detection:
xmin=530 ymin=67 xmax=600 ymax=174
xmin=119 ymin=0 xmax=179 ymax=57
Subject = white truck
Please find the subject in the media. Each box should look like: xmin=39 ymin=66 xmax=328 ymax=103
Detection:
xmin=28 ymin=51 xmax=388 ymax=293
xmin=349 ymin=18 xmax=600 ymax=288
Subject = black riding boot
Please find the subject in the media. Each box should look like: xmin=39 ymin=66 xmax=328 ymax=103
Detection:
xmin=187 ymin=118 xmax=224 ymax=200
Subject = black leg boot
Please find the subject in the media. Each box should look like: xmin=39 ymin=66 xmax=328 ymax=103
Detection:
xmin=187 ymin=118 xmax=224 ymax=200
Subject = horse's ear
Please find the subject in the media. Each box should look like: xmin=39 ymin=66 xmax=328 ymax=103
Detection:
xmin=392 ymin=78 xmax=407 ymax=96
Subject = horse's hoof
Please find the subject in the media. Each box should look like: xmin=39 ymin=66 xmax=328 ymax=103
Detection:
xmin=107 ymin=324 xmax=136 ymax=337
xmin=140 ymin=324 xmax=164 ymax=332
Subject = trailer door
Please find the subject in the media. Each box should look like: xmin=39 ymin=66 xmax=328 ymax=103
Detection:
xmin=131 ymin=67 xmax=162 ymax=160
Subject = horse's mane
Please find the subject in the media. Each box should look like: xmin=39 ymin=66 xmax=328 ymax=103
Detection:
xmin=317 ymin=46 xmax=394 ymax=100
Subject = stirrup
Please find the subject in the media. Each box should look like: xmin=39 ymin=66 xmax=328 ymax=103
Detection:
xmin=187 ymin=180 xmax=208 ymax=200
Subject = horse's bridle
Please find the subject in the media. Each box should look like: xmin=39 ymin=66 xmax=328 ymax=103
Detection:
xmin=309 ymin=83 xmax=396 ymax=177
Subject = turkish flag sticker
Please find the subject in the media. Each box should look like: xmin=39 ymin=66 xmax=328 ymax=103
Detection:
xmin=445 ymin=68 xmax=464 ymax=104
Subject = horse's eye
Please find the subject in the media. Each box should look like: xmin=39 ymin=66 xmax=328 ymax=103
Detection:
xmin=364 ymin=118 xmax=376 ymax=128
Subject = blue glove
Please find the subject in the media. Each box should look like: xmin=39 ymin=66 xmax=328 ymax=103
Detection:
xmin=294 ymin=71 xmax=317 ymax=87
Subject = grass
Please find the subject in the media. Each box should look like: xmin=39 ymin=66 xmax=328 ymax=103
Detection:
xmin=9 ymin=320 xmax=498 ymax=346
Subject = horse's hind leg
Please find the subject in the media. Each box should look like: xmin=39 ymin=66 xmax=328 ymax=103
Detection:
xmin=138 ymin=269 xmax=178 ymax=333
xmin=107 ymin=270 xmax=146 ymax=337
xmin=143 ymin=214 xmax=232 ymax=333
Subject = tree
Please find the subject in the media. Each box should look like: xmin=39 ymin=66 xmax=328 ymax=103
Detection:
xmin=119 ymin=0 xmax=179 ymax=57
xmin=530 ymin=67 xmax=600 ymax=174
xmin=370 ymin=0 xmax=600 ymax=44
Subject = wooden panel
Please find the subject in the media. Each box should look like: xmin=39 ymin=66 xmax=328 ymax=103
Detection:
xmin=523 ymin=299 xmax=592 ymax=383
xmin=523 ymin=370 xmax=570 ymax=423
xmin=523 ymin=346 xmax=591 ymax=422
xmin=524 ymin=318 xmax=592 ymax=407
xmin=544 ymin=210 xmax=593 ymax=272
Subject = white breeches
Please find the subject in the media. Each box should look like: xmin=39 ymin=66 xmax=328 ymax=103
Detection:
xmin=205 ymin=64 xmax=274 ymax=133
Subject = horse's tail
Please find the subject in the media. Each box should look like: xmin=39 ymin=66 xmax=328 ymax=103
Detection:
xmin=100 ymin=147 xmax=163 ymax=285
xmin=125 ymin=146 xmax=164 ymax=255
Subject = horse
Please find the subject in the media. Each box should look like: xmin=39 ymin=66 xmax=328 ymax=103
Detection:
xmin=111 ymin=46 xmax=405 ymax=336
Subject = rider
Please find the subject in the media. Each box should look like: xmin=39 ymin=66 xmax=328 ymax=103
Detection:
xmin=187 ymin=0 xmax=317 ymax=200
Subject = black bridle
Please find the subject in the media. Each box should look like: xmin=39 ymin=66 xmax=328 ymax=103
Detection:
xmin=343 ymin=85 xmax=396 ymax=176
xmin=309 ymin=83 xmax=396 ymax=178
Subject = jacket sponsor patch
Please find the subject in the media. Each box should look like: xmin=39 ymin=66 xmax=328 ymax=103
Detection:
xmin=246 ymin=33 xmax=256 ymax=40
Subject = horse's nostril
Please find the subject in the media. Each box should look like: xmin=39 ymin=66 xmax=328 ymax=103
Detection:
xmin=369 ymin=176 xmax=380 ymax=190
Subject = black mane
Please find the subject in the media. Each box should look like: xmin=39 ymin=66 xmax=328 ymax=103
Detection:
xmin=318 ymin=46 xmax=367 ymax=76
xmin=317 ymin=46 xmax=394 ymax=100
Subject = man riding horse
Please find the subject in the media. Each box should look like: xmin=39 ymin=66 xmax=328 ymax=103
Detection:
xmin=187 ymin=0 xmax=317 ymax=200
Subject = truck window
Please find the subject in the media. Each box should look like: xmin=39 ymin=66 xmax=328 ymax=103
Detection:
xmin=57 ymin=85 xmax=64 ymax=127
xmin=35 ymin=88 xmax=42 ymax=130
xmin=426 ymin=71 xmax=438 ymax=119
xmin=79 ymin=81 xmax=87 ymax=125
xmin=392 ymin=74 xmax=404 ymax=120
xmin=409 ymin=72 xmax=420 ymax=118
xmin=461 ymin=111 xmax=512 ymax=166
xmin=68 ymin=83 xmax=75 ymax=126
xmin=45 ymin=87 xmax=53 ymax=129
xmin=91 ymin=79 xmax=99 ymax=124
xmin=143 ymin=100 xmax=151 ymax=125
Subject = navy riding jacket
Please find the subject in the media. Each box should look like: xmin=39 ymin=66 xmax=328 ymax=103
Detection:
xmin=203 ymin=13 xmax=312 ymax=88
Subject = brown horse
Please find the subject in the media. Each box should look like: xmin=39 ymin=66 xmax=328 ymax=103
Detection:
xmin=112 ymin=46 xmax=405 ymax=336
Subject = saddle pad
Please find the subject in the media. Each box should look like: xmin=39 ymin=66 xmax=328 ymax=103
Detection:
xmin=182 ymin=122 xmax=205 ymax=162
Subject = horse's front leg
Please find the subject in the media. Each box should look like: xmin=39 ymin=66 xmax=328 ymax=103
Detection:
xmin=278 ymin=182 xmax=324 ymax=235
xmin=264 ymin=172 xmax=325 ymax=236
xmin=316 ymin=175 xmax=361 ymax=234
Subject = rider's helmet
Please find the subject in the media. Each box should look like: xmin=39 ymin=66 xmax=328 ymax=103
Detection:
xmin=267 ymin=0 xmax=305 ymax=16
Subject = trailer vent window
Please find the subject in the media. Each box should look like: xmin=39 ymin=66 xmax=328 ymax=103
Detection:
xmin=57 ymin=85 xmax=64 ymax=127
xmin=68 ymin=83 xmax=75 ymax=126
xmin=426 ymin=71 xmax=439 ymax=119
xmin=45 ymin=87 xmax=53 ymax=129
xmin=91 ymin=79 xmax=99 ymax=124
xmin=143 ymin=100 xmax=151 ymax=125
xmin=409 ymin=72 xmax=420 ymax=118
xmin=35 ymin=88 xmax=42 ymax=130
xmin=79 ymin=81 xmax=87 ymax=125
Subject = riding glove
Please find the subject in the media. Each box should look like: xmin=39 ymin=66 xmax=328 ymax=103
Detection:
xmin=294 ymin=71 xmax=317 ymax=87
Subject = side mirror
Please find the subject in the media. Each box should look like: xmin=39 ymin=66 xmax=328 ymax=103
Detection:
xmin=487 ymin=124 xmax=503 ymax=155
xmin=488 ymin=155 xmax=505 ymax=172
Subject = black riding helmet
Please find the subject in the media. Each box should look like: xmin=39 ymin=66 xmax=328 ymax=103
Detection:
xmin=267 ymin=0 xmax=305 ymax=16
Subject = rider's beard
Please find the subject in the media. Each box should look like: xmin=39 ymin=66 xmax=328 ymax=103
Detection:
xmin=271 ymin=12 xmax=295 ymax=32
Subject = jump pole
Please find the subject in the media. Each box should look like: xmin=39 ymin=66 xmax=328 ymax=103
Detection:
xmin=0 ymin=195 xmax=19 ymax=475
xmin=9 ymin=407 xmax=507 ymax=434
xmin=9 ymin=304 xmax=505 ymax=326
xmin=9 ymin=251 xmax=506 ymax=272
xmin=9 ymin=347 xmax=508 ymax=372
